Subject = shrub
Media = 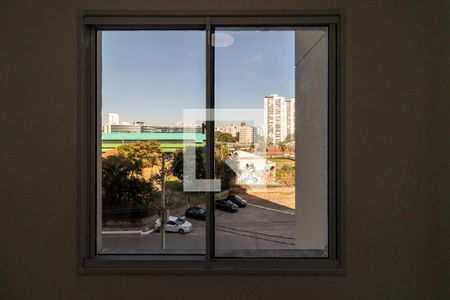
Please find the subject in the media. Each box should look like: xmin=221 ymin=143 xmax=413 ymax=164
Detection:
xmin=276 ymin=165 xmax=296 ymax=186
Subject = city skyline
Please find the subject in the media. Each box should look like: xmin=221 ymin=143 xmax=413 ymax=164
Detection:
xmin=102 ymin=92 xmax=296 ymax=145
xmin=101 ymin=30 xmax=295 ymax=125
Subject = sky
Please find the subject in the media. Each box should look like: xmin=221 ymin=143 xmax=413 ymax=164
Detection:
xmin=101 ymin=30 xmax=295 ymax=125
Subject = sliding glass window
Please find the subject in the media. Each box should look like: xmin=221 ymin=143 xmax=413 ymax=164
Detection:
xmin=79 ymin=13 xmax=342 ymax=272
xmin=214 ymin=27 xmax=328 ymax=258
xmin=98 ymin=30 xmax=206 ymax=255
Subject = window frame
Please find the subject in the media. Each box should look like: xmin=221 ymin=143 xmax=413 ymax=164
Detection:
xmin=78 ymin=10 xmax=345 ymax=274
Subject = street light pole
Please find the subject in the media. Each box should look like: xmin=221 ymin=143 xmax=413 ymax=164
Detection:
xmin=160 ymin=153 xmax=166 ymax=250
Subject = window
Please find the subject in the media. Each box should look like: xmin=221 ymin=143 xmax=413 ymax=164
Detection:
xmin=79 ymin=11 xmax=344 ymax=273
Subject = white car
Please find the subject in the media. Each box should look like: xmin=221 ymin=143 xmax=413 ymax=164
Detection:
xmin=154 ymin=216 xmax=193 ymax=234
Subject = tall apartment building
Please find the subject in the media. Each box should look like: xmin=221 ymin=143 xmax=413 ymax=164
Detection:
xmin=239 ymin=123 xmax=254 ymax=144
xmin=283 ymin=98 xmax=295 ymax=142
xmin=102 ymin=113 xmax=120 ymax=133
xmin=107 ymin=113 xmax=119 ymax=125
xmin=264 ymin=94 xmax=295 ymax=144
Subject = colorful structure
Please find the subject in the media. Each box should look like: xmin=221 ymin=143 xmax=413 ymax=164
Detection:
xmin=226 ymin=150 xmax=276 ymax=185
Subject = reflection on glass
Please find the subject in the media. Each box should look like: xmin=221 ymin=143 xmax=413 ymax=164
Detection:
xmin=98 ymin=30 xmax=206 ymax=254
xmin=214 ymin=28 xmax=328 ymax=257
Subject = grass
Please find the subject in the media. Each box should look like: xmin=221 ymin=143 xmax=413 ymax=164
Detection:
xmin=270 ymin=157 xmax=295 ymax=168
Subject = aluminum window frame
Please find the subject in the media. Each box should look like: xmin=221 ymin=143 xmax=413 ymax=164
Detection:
xmin=78 ymin=10 xmax=345 ymax=274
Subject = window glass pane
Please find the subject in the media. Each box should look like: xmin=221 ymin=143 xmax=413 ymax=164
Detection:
xmin=214 ymin=28 xmax=328 ymax=257
xmin=98 ymin=30 xmax=206 ymax=255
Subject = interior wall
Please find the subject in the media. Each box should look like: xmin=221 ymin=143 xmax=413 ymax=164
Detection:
xmin=430 ymin=0 xmax=450 ymax=297
xmin=0 ymin=0 xmax=447 ymax=299
xmin=295 ymin=29 xmax=328 ymax=250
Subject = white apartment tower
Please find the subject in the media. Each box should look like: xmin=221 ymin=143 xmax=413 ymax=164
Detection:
xmin=102 ymin=113 xmax=120 ymax=133
xmin=264 ymin=94 xmax=295 ymax=144
xmin=283 ymin=98 xmax=295 ymax=141
xmin=107 ymin=113 xmax=119 ymax=125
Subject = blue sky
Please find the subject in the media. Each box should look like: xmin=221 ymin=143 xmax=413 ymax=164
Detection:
xmin=101 ymin=30 xmax=295 ymax=125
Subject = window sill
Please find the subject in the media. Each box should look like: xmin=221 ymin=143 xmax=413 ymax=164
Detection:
xmin=79 ymin=254 xmax=343 ymax=275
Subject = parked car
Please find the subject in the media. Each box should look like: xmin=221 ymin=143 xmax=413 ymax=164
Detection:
xmin=185 ymin=207 xmax=206 ymax=221
xmin=226 ymin=194 xmax=248 ymax=207
xmin=215 ymin=200 xmax=239 ymax=213
xmin=154 ymin=216 xmax=192 ymax=234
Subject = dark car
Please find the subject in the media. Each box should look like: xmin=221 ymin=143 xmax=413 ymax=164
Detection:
xmin=225 ymin=194 xmax=248 ymax=207
xmin=215 ymin=200 xmax=239 ymax=213
xmin=185 ymin=207 xmax=206 ymax=221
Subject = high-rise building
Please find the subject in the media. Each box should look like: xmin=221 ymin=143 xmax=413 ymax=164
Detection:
xmin=283 ymin=98 xmax=295 ymax=142
xmin=264 ymin=94 xmax=295 ymax=144
xmin=107 ymin=113 xmax=119 ymax=125
xmin=239 ymin=123 xmax=254 ymax=144
xmin=264 ymin=94 xmax=282 ymax=144
xmin=253 ymin=125 xmax=265 ymax=143
xmin=102 ymin=113 xmax=120 ymax=133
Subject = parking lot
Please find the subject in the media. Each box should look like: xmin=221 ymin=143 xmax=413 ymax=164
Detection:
xmin=102 ymin=196 xmax=297 ymax=256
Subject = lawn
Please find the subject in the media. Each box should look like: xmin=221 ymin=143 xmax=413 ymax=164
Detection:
xmin=270 ymin=157 xmax=295 ymax=169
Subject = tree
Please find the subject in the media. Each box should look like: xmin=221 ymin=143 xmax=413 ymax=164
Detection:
xmin=102 ymin=154 xmax=158 ymax=219
xmin=215 ymin=131 xmax=234 ymax=143
xmin=215 ymin=142 xmax=230 ymax=160
xmin=103 ymin=141 xmax=161 ymax=220
xmin=117 ymin=141 xmax=160 ymax=168
xmin=171 ymin=146 xmax=205 ymax=180
xmin=215 ymin=157 xmax=236 ymax=190
xmin=102 ymin=155 xmax=134 ymax=206
xmin=278 ymin=141 xmax=287 ymax=153
xmin=171 ymin=146 xmax=236 ymax=191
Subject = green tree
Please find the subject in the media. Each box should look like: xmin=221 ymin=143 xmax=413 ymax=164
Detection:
xmin=278 ymin=141 xmax=287 ymax=153
xmin=215 ymin=157 xmax=236 ymax=190
xmin=117 ymin=141 xmax=160 ymax=168
xmin=214 ymin=142 xmax=230 ymax=160
xmin=171 ymin=146 xmax=205 ymax=180
xmin=102 ymin=155 xmax=134 ymax=206
xmin=215 ymin=131 xmax=234 ymax=143
xmin=171 ymin=146 xmax=236 ymax=191
xmin=102 ymin=143 xmax=160 ymax=220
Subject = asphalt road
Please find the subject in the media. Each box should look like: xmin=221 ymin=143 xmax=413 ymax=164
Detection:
xmin=102 ymin=203 xmax=297 ymax=256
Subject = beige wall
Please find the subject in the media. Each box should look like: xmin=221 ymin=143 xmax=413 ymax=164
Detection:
xmin=0 ymin=0 xmax=448 ymax=299
xmin=295 ymin=29 xmax=328 ymax=249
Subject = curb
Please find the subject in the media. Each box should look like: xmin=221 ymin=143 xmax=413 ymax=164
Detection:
xmin=102 ymin=229 xmax=155 ymax=235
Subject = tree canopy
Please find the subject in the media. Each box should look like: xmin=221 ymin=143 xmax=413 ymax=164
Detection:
xmin=215 ymin=131 xmax=236 ymax=143
xmin=171 ymin=146 xmax=236 ymax=191
xmin=102 ymin=142 xmax=161 ymax=220
xmin=117 ymin=141 xmax=160 ymax=168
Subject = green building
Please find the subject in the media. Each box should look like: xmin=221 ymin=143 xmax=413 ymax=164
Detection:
xmin=101 ymin=132 xmax=206 ymax=153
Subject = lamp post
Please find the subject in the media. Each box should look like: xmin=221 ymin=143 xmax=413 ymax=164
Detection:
xmin=160 ymin=153 xmax=166 ymax=250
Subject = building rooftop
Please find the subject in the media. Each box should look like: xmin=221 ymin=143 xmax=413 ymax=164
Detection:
xmin=102 ymin=132 xmax=205 ymax=143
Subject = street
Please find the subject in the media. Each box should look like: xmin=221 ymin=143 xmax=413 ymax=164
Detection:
xmin=101 ymin=200 xmax=298 ymax=256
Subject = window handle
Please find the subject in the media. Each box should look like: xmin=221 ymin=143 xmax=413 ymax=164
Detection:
xmin=202 ymin=122 xmax=206 ymax=134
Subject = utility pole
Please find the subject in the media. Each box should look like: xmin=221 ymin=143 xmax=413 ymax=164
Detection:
xmin=160 ymin=153 xmax=166 ymax=250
